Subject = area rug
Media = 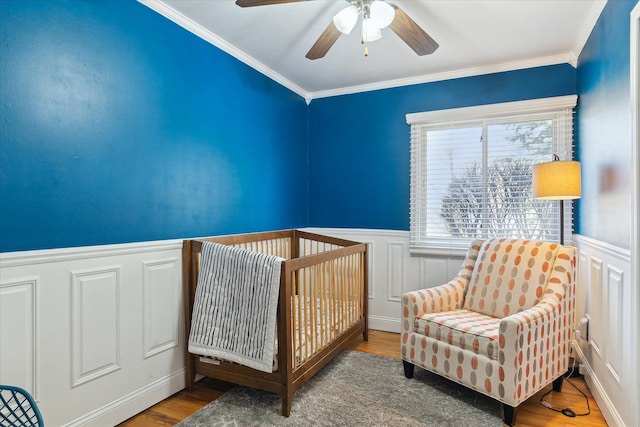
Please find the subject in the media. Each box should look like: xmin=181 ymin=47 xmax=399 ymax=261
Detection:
xmin=176 ymin=350 xmax=503 ymax=426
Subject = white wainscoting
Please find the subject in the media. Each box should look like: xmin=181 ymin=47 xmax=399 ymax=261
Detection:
xmin=2 ymin=230 xmax=631 ymax=426
xmin=574 ymin=235 xmax=635 ymax=427
xmin=0 ymin=240 xmax=185 ymax=427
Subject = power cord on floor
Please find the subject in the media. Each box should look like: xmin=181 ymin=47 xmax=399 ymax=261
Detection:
xmin=539 ymin=358 xmax=591 ymax=417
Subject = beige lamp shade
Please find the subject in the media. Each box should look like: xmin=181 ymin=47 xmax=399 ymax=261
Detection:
xmin=533 ymin=160 xmax=581 ymax=200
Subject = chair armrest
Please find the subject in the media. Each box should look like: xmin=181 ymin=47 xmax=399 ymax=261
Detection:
xmin=401 ymin=240 xmax=482 ymax=336
xmin=497 ymin=247 xmax=576 ymax=405
xmin=500 ymin=299 xmax=559 ymax=335
xmin=498 ymin=298 xmax=570 ymax=404
xmin=401 ymin=279 xmax=467 ymax=335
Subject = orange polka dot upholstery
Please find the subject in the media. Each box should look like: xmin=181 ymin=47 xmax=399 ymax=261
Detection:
xmin=415 ymin=309 xmax=500 ymax=360
xmin=463 ymin=239 xmax=561 ymax=318
xmin=401 ymin=239 xmax=576 ymax=408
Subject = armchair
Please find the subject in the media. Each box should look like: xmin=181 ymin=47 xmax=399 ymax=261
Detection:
xmin=401 ymin=239 xmax=576 ymax=426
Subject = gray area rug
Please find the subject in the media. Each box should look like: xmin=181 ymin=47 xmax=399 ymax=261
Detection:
xmin=176 ymin=350 xmax=503 ymax=426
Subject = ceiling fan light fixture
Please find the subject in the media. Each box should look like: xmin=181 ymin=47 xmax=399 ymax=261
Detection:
xmin=370 ymin=0 xmax=395 ymax=29
xmin=333 ymin=5 xmax=358 ymax=34
xmin=361 ymin=17 xmax=382 ymax=42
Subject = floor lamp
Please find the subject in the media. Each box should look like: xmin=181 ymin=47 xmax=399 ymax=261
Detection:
xmin=533 ymin=155 xmax=582 ymax=245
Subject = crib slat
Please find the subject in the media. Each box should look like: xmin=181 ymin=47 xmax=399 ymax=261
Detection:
xmin=326 ymin=260 xmax=338 ymax=352
xmin=344 ymin=256 xmax=348 ymax=328
xmin=341 ymin=256 xmax=347 ymax=331
xmin=295 ymin=273 xmax=303 ymax=369
xmin=350 ymin=254 xmax=355 ymax=325
xmin=322 ymin=260 xmax=337 ymax=352
xmin=314 ymin=265 xmax=320 ymax=356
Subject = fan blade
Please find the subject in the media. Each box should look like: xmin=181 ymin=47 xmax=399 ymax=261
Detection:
xmin=306 ymin=21 xmax=341 ymax=60
xmin=236 ymin=0 xmax=309 ymax=7
xmin=388 ymin=4 xmax=438 ymax=56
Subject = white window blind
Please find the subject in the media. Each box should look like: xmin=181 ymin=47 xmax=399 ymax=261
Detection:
xmin=408 ymin=96 xmax=577 ymax=255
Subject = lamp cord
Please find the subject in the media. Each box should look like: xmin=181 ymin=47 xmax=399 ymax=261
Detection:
xmin=539 ymin=359 xmax=591 ymax=417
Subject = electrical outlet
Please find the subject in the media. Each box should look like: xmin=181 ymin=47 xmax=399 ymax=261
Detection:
xmin=567 ymin=357 xmax=582 ymax=377
xmin=578 ymin=317 xmax=589 ymax=341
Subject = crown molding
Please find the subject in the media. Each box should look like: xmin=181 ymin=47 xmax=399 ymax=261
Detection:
xmin=571 ymin=0 xmax=608 ymax=64
xmin=310 ymin=53 xmax=575 ymax=101
xmin=137 ymin=0 xmax=310 ymax=101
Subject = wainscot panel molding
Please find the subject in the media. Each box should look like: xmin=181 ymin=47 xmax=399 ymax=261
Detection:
xmin=573 ymin=234 xmax=634 ymax=427
xmin=0 ymin=239 xmax=184 ymax=426
xmin=142 ymin=257 xmax=181 ymax=359
xmin=0 ymin=277 xmax=38 ymax=399
xmin=70 ymin=265 xmax=122 ymax=388
xmin=386 ymin=241 xmax=406 ymax=302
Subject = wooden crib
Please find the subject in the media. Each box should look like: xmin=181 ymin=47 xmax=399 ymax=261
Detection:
xmin=182 ymin=230 xmax=368 ymax=416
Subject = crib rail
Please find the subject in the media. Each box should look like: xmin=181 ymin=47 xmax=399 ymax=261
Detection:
xmin=190 ymin=230 xmax=362 ymax=258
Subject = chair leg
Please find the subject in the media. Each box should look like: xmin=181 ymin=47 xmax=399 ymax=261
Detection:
xmin=502 ymin=404 xmax=516 ymax=426
xmin=403 ymin=360 xmax=414 ymax=379
xmin=553 ymin=375 xmax=564 ymax=392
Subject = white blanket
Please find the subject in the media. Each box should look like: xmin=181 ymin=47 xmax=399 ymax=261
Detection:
xmin=188 ymin=241 xmax=283 ymax=373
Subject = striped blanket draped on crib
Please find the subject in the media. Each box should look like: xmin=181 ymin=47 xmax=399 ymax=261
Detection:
xmin=188 ymin=241 xmax=283 ymax=373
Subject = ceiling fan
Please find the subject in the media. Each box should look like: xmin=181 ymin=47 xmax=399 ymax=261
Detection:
xmin=235 ymin=0 xmax=439 ymax=60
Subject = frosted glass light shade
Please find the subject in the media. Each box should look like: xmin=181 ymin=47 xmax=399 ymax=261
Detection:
xmin=333 ymin=5 xmax=358 ymax=34
xmin=371 ymin=1 xmax=395 ymax=28
xmin=362 ymin=18 xmax=382 ymax=42
xmin=533 ymin=160 xmax=581 ymax=200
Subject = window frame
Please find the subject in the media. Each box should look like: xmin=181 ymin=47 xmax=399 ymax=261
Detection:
xmin=407 ymin=95 xmax=578 ymax=256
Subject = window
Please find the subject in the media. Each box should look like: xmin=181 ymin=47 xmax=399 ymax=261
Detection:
xmin=408 ymin=96 xmax=577 ymax=255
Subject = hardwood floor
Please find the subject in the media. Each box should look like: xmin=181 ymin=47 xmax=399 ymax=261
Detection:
xmin=118 ymin=330 xmax=607 ymax=426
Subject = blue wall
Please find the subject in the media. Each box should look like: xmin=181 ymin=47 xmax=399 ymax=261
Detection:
xmin=576 ymin=0 xmax=637 ymax=249
xmin=0 ymin=0 xmax=308 ymax=251
xmin=307 ymin=65 xmax=577 ymax=230
xmin=6 ymin=0 xmax=618 ymax=252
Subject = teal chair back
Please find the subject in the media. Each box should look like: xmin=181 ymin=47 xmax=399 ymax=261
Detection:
xmin=0 ymin=385 xmax=43 ymax=427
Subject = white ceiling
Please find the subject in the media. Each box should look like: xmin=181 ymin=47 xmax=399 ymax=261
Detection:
xmin=139 ymin=0 xmax=606 ymax=102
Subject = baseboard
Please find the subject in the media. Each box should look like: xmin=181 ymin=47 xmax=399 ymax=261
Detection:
xmin=571 ymin=344 xmax=625 ymax=427
xmin=369 ymin=315 xmax=401 ymax=333
xmin=62 ymin=369 xmax=186 ymax=427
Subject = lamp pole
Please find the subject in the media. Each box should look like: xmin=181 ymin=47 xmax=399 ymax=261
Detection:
xmin=560 ymin=199 xmax=564 ymax=245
